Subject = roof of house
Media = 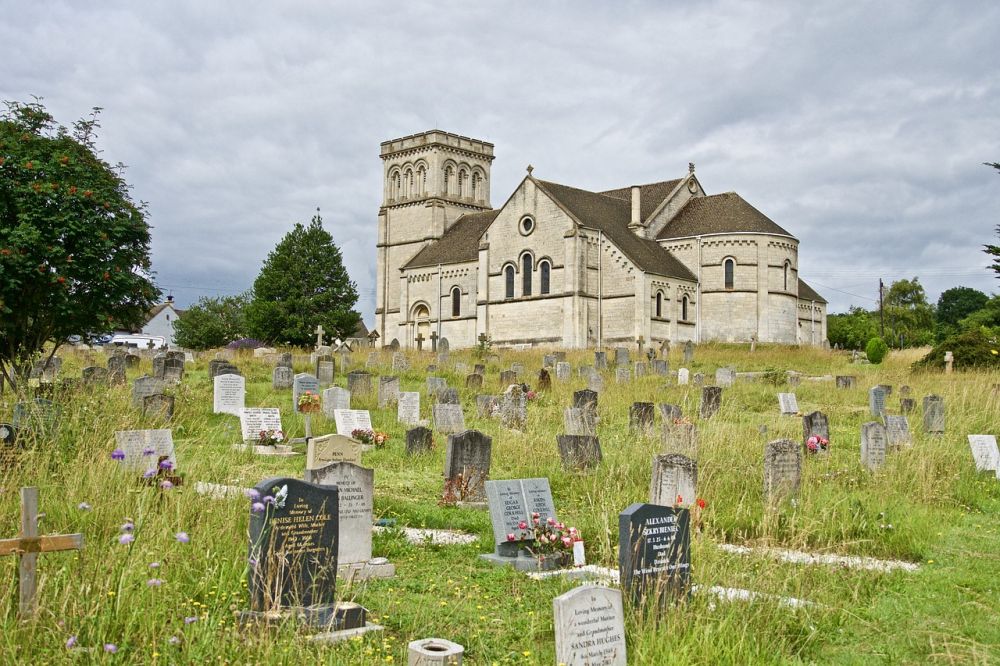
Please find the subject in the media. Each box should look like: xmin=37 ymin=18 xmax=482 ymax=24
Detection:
xmin=535 ymin=179 xmax=697 ymax=281
xmin=146 ymin=302 xmax=184 ymax=321
xmin=403 ymin=210 xmax=501 ymax=269
xmin=598 ymin=179 xmax=684 ymax=222
xmin=797 ymin=279 xmax=827 ymax=304
xmin=657 ymin=192 xmax=794 ymax=239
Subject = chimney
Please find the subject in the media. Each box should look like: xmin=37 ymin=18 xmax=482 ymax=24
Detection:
xmin=166 ymin=295 xmax=174 ymax=303
xmin=629 ymin=185 xmax=643 ymax=234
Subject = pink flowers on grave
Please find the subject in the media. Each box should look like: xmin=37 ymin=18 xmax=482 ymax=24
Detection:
xmin=110 ymin=448 xmax=125 ymax=461
xmin=806 ymin=435 xmax=830 ymax=453
xmin=506 ymin=533 xmax=516 ymax=541
xmin=518 ymin=520 xmax=528 ymax=530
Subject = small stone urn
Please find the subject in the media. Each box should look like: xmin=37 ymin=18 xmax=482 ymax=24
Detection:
xmin=407 ymin=637 xmax=464 ymax=665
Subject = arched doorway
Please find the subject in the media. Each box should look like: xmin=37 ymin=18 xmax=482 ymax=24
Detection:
xmin=411 ymin=303 xmax=431 ymax=347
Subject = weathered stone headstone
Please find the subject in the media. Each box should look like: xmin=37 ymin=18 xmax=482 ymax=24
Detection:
xmin=884 ymin=415 xmax=911 ymax=448
xmin=968 ymin=435 xmax=1000 ymax=475
xmin=433 ymin=404 xmax=466 ymax=434
xmin=387 ymin=338 xmax=400 ymax=351
xmin=573 ymin=389 xmax=598 ymax=416
xmin=143 ymin=394 xmax=175 ymax=420
xmin=537 ymin=368 xmax=551 ymax=391
xmin=444 ymin=430 xmax=492 ymax=500
xmin=715 ymin=367 xmax=735 ymax=388
xmin=436 ymin=387 xmax=460 ymax=405
xmin=482 ymin=478 xmax=557 ymax=570
xmin=553 ymin=351 xmax=567 ymax=363
xmin=868 ymin=386 xmax=887 ymax=417
xmin=543 ymin=354 xmax=556 ymax=369
xmin=499 ymin=384 xmax=527 ymax=431
xmin=213 ymin=374 xmax=245 ymax=416
xmin=650 ymin=454 xmax=697 ymax=508
xmin=346 ymin=371 xmax=372 ymax=395
xmin=475 ymin=395 xmax=499 ymax=418
xmin=466 ymin=373 xmax=483 ymax=390
xmin=588 ymin=372 xmax=604 ymax=393
xmin=378 ymin=376 xmax=400 ymax=408
xmin=836 ymin=375 xmax=856 ymax=390
xmin=763 ymin=439 xmax=801 ymax=501
xmin=677 ymin=368 xmax=689 ymax=385
xmin=618 ymin=503 xmax=691 ymax=608
xmin=272 ymin=366 xmax=293 ymax=390
xmin=662 ymin=422 xmax=697 ymax=457
xmin=152 ymin=354 xmax=167 ymax=379
xmin=277 ymin=352 xmax=293 ymax=369
xmin=860 ymin=422 xmax=888 ymax=471
xmin=332 ymin=409 xmax=372 ymax=436
xmin=594 ymin=351 xmax=607 ymax=370
xmin=555 ymin=362 xmax=571 ymax=381
xmin=614 ymin=348 xmax=630 ymax=367
xmin=397 ymin=391 xmax=420 ymax=425
xmin=316 ymin=359 xmax=335 ymax=387
xmin=777 ymin=393 xmax=799 ymax=416
xmin=391 ymin=352 xmax=409 ymax=373
xmin=499 ymin=369 xmax=517 ymax=386
xmin=692 ymin=372 xmax=704 ymax=387
xmin=81 ymin=366 xmax=108 ymax=386
xmin=322 ymin=387 xmax=351 ymax=418
xmin=900 ymin=397 xmax=915 ymax=414
xmin=658 ymin=403 xmax=682 ymax=423
xmin=405 ymin=426 xmax=433 ymax=455
xmin=307 ymin=433 xmax=363 ymax=468
xmin=107 ymin=355 xmax=126 ymax=384
xmin=553 ymin=586 xmax=627 ymax=666
xmin=557 ymin=435 xmax=603 ymax=469
xmin=239 ymin=407 xmax=283 ymax=442
xmin=682 ymin=341 xmax=694 ymax=364
xmin=426 ymin=376 xmax=447 ymax=395
xmin=634 ymin=362 xmax=648 ymax=377
xmin=292 ymin=373 xmax=320 ymax=412
xmin=615 ymin=367 xmax=630 ymax=383
xmin=652 ymin=359 xmax=668 ymax=376
xmin=306 ymin=462 xmax=374 ymax=566
xmin=510 ymin=362 xmax=525 ymax=375
xmin=923 ymin=395 xmax=945 ymax=434
xmin=564 ymin=407 xmax=597 ymax=436
xmin=802 ymin=411 xmax=830 ymax=452
xmin=629 ymin=402 xmax=655 ymax=433
xmin=699 ymin=386 xmax=722 ymax=419
xmin=113 ymin=429 xmax=175 ymax=474
xmin=474 ymin=363 xmax=486 ymax=376
xmin=131 ymin=376 xmax=165 ymax=408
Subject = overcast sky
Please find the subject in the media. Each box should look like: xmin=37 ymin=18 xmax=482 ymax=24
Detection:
xmin=3 ymin=1 xmax=998 ymax=322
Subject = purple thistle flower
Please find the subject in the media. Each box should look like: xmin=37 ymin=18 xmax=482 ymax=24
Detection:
xmin=251 ymin=502 xmax=265 ymax=514
xmin=248 ymin=556 xmax=258 ymax=567
xmin=184 ymin=616 xmax=198 ymax=624
xmin=110 ymin=448 xmax=126 ymax=461
xmin=263 ymin=495 xmax=275 ymax=505
xmin=159 ymin=480 xmax=174 ymax=490
xmin=175 ymin=532 xmax=189 ymax=544
xmin=119 ymin=533 xmax=134 ymax=545
xmin=104 ymin=643 xmax=117 ymax=653
xmin=244 ymin=488 xmax=260 ymax=501
xmin=77 ymin=502 xmax=91 ymax=511
xmin=146 ymin=578 xmax=164 ymax=587
xmin=142 ymin=469 xmax=156 ymax=479
xmin=158 ymin=459 xmax=173 ymax=471
xmin=142 ymin=447 xmax=156 ymax=456
xmin=65 ymin=635 xmax=77 ymax=649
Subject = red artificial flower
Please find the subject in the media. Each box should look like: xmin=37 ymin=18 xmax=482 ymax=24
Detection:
xmin=696 ymin=498 xmax=707 ymax=510
xmin=676 ymin=494 xmax=683 ymax=505
xmin=103 ymin=272 xmax=110 ymax=281
xmin=56 ymin=277 xmax=65 ymax=284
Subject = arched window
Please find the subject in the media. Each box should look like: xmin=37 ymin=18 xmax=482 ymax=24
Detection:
xmin=724 ymin=258 xmax=735 ymax=290
xmin=391 ymin=172 xmax=401 ymax=200
xmin=471 ymin=172 xmax=480 ymax=201
xmin=522 ymin=254 xmax=533 ymax=296
xmin=451 ymin=286 xmax=461 ymax=317
xmin=404 ymin=169 xmax=413 ymax=198
xmin=504 ymin=265 xmax=515 ymax=299
xmin=655 ymin=291 xmax=663 ymax=318
xmin=417 ymin=166 xmax=426 ymax=195
xmin=444 ymin=166 xmax=452 ymax=196
xmin=539 ymin=260 xmax=550 ymax=295
xmin=458 ymin=170 xmax=467 ymax=198
xmin=681 ymin=295 xmax=689 ymax=321
xmin=783 ymin=261 xmax=790 ymax=291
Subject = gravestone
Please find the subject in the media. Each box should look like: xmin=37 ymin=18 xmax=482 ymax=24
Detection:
xmin=557 ymin=435 xmax=603 ymax=469
xmin=426 ymin=377 xmax=447 ymax=395
xmin=143 ymin=394 xmax=175 ymax=420
xmin=618 ymin=503 xmax=691 ymax=608
xmin=346 ymin=371 xmax=372 ymax=394
xmin=650 ymin=454 xmax=697 ymax=508
xmin=292 ymin=374 xmax=320 ymax=412
xmin=802 ymin=411 xmax=830 ymax=452
xmin=653 ymin=359 xmax=668 ymax=376
xmin=378 ymin=376 xmax=400 ymax=408
xmin=397 ymin=391 xmax=420 ymax=425
xmin=861 ymin=422 xmax=888 ymax=471
xmin=306 ymin=462 xmax=375 ymax=566
xmin=884 ymin=415 xmax=911 ymax=448
xmin=577 ymin=365 xmax=593 ymax=378
xmin=573 ymin=389 xmax=598 ymax=416
xmin=152 ymin=354 xmax=166 ymax=379
xmin=677 ymin=368 xmax=689 ymax=385
xmin=131 ymin=376 xmax=165 ymax=408
xmin=553 ymin=351 xmax=567 ymax=363
xmin=682 ymin=341 xmax=694 ymax=364
xmin=923 ymin=395 xmax=945 ymax=434
xmin=499 ymin=370 xmax=517 ymax=386
xmin=113 ymin=429 xmax=175 ymax=474
xmin=433 ymin=404 xmax=466 ymax=434
xmin=499 ymin=385 xmax=527 ymax=431
xmin=240 ymin=408 xmax=283 ymax=442
xmin=555 ymin=362 xmax=571 ymax=381
xmin=658 ymin=404 xmax=682 ymax=423
xmin=629 ymin=402 xmax=655 ymax=433
xmin=332 ymin=410 xmax=373 ymax=436
xmin=387 ymin=338 xmax=400 ymax=351
xmin=466 ymin=373 xmax=483 ymax=390
xmin=444 ymin=430 xmax=492 ymax=500
xmin=322 ymin=387 xmax=351 ymax=418
xmin=537 ymin=369 xmax=551 ymax=391
xmin=878 ymin=384 xmax=893 ymax=396
xmin=107 ymin=356 xmax=126 ymax=384
xmin=482 ymin=478 xmax=557 ymax=570
xmin=900 ymin=398 xmax=915 ymax=414
xmin=553 ymin=586 xmax=627 ymax=666
xmin=81 ymin=366 xmax=108 ymax=386
xmin=615 ymin=367 xmax=630 ymax=384
xmin=634 ymin=362 xmax=647 ymax=377
xmin=475 ymin=395 xmax=499 ymax=418
xmin=125 ymin=353 xmax=141 ymax=368
xmin=391 ymin=352 xmax=409 ymax=373
xmin=163 ymin=358 xmax=184 ymax=383
xmin=316 ymin=359 xmax=335 ymax=387
xmin=273 ymin=366 xmax=293 ymax=390
xmin=614 ymin=348 xmax=630 ymax=367
xmin=247 ymin=478 xmax=340 ymax=615
xmin=699 ymin=386 xmax=722 ymax=419
xmin=868 ymin=386 xmax=887 ymax=417
xmin=405 ymin=426 xmax=433 ymax=455
xmin=900 ymin=385 xmax=912 ymax=398
xmin=777 ymin=393 xmax=799 ymax=416
xmin=213 ymin=374 xmax=245 ymax=416
xmin=662 ymin=422 xmax=698 ymax=458
xmin=474 ymin=364 xmax=486 ymax=376
xmin=307 ymin=434 xmax=363 ymax=469
xmin=836 ymin=375 xmax=856 ymax=390
xmin=692 ymin=372 xmax=704 ymax=386
xmin=715 ymin=367 xmax=735 ymax=387
xmin=543 ymin=354 xmax=556 ymax=369
xmin=277 ymin=352 xmax=293 ymax=369
xmin=588 ymin=372 xmax=604 ymax=393
xmin=763 ymin=439 xmax=801 ymax=501
xmin=437 ymin=387 xmax=460 ymax=405
xmin=564 ymin=407 xmax=597 ymax=437
xmin=511 ymin=362 xmax=525 ymax=375
xmin=594 ymin=351 xmax=607 ymax=370
xmin=968 ymin=435 xmax=1000 ymax=475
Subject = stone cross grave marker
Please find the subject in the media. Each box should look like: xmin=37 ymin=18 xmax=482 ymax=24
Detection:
xmin=868 ymin=386 xmax=887 ymax=417
xmin=968 ymin=435 xmax=1000 ymax=477
xmin=429 ymin=331 xmax=438 ymax=352
xmin=884 ymin=415 xmax=911 ymax=448
xmin=556 ymin=435 xmax=603 ymax=470
xmin=923 ymin=395 xmax=945 ymax=434
xmin=778 ymin=393 xmax=799 ymax=416
xmin=322 ymin=387 xmax=351 ymax=418
xmin=861 ymin=422 xmax=889 ymax=471
xmin=414 ymin=333 xmax=424 ymax=352
xmin=444 ymin=430 xmax=492 ymax=501
xmin=292 ymin=373 xmax=320 ymax=413
xmin=307 ymin=433 xmax=363 ymax=469
xmin=305 ymin=462 xmax=375 ymax=566
xmin=314 ymin=324 xmax=325 ymax=348
xmin=482 ymin=478 xmax=557 ymax=570
xmin=433 ymin=403 xmax=466 ymax=434
xmin=333 ymin=409 xmax=372 ymax=436
xmin=763 ymin=439 xmax=801 ymax=501
xmin=378 ymin=376 xmax=400 ymax=408
xmin=553 ymin=585 xmax=627 ymax=666
xmin=397 ymin=391 xmax=420 ymax=425
xmin=213 ymin=374 xmax=245 ymax=416
xmin=0 ymin=487 xmax=84 ymax=618
xmin=650 ymin=454 xmax=697 ymax=508
xmin=406 ymin=426 xmax=433 ymax=455
xmin=113 ymin=429 xmax=175 ymax=474
xmin=240 ymin=408 xmax=282 ymax=442
xmin=273 ymin=366 xmax=293 ymax=390
xmin=618 ymin=503 xmax=691 ymax=609
xmin=699 ymin=386 xmax=722 ymax=419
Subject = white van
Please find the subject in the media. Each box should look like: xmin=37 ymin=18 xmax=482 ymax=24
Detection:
xmin=109 ymin=334 xmax=167 ymax=349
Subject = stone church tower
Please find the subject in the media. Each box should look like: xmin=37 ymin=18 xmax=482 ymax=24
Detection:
xmin=375 ymin=131 xmax=495 ymax=340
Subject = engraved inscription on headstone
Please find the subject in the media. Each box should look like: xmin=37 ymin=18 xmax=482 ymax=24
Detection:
xmin=553 ymin=586 xmax=627 ymax=666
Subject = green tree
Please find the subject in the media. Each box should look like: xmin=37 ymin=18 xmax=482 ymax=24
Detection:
xmin=0 ymin=100 xmax=158 ymax=390
xmin=935 ymin=286 xmax=989 ymax=341
xmin=827 ymin=306 xmax=878 ymax=350
xmin=883 ymin=277 xmax=935 ymax=347
xmin=959 ymin=294 xmax=1000 ymax=335
xmin=245 ymin=212 xmax=359 ymax=346
xmin=173 ymin=293 xmax=250 ymax=350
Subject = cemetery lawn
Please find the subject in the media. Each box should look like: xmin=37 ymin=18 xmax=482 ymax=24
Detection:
xmin=1 ymin=344 xmax=999 ymax=664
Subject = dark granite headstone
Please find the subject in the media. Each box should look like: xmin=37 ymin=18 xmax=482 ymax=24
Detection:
xmin=658 ymin=404 xmax=682 ymax=423
xmin=556 ymin=435 xmax=602 ymax=469
xmin=405 ymin=426 xmax=433 ymax=455
xmin=699 ymin=386 xmax=722 ymax=419
xmin=444 ymin=430 xmax=492 ymax=500
xmin=763 ymin=439 xmax=801 ymax=500
xmin=618 ymin=503 xmax=691 ymax=609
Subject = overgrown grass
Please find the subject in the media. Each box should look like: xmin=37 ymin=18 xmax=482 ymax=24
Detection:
xmin=1 ymin=343 xmax=998 ymax=664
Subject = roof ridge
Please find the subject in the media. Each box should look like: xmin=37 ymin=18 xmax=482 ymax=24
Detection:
xmin=536 ymin=179 xmax=630 ymax=204
xmin=597 ymin=178 xmax=684 ymax=192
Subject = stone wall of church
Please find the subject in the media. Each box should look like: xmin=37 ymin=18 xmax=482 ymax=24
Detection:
xmin=797 ymin=299 xmax=827 ymax=346
xmin=394 ymin=262 xmax=479 ymax=349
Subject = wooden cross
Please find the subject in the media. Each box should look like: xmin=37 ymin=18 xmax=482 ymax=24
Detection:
xmin=478 ymin=333 xmax=488 ymax=344
xmin=415 ymin=333 xmax=425 ymax=352
xmin=0 ymin=487 xmax=83 ymax=618
xmin=430 ymin=331 xmax=439 ymax=352
xmin=314 ymin=324 xmax=325 ymax=349
xmin=636 ymin=336 xmax=645 ymax=353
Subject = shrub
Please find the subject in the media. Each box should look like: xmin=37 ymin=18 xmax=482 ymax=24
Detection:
xmin=866 ymin=337 xmax=888 ymax=364
xmin=913 ymin=328 xmax=1000 ymax=371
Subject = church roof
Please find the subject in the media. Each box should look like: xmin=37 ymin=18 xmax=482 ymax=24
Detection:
xmin=403 ymin=209 xmax=500 ymax=269
xmin=797 ymin=279 xmax=827 ymax=304
xmin=535 ymin=179 xmax=697 ymax=281
xmin=598 ymin=179 xmax=684 ymax=222
xmin=657 ymin=192 xmax=794 ymax=240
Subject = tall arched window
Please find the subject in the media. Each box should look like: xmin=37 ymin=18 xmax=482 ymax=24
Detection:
xmin=504 ymin=265 xmax=515 ymax=299
xmin=443 ymin=166 xmax=452 ymax=196
xmin=522 ymin=254 xmax=533 ymax=296
xmin=451 ymin=286 xmax=461 ymax=317
xmin=471 ymin=172 xmax=480 ymax=201
xmin=656 ymin=291 xmax=663 ymax=318
xmin=681 ymin=295 xmax=689 ymax=321
xmin=539 ymin=260 xmax=550 ymax=295
xmin=783 ymin=261 xmax=790 ymax=291
xmin=724 ymin=258 xmax=735 ymax=290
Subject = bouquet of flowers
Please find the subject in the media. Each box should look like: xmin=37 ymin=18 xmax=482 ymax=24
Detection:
xmin=352 ymin=428 xmax=389 ymax=448
xmin=507 ymin=513 xmax=580 ymax=559
xmin=297 ymin=390 xmax=321 ymax=413
xmin=806 ymin=435 xmax=830 ymax=453
xmin=257 ymin=429 xmax=284 ymax=447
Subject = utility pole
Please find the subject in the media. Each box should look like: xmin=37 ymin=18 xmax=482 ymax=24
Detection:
xmin=879 ymin=278 xmax=885 ymax=338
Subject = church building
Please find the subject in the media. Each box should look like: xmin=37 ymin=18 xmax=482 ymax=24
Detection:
xmin=375 ymin=130 xmax=826 ymax=350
